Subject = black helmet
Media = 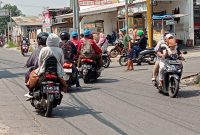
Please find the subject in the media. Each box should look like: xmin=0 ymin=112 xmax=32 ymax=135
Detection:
xmin=37 ymin=32 xmax=49 ymax=45
xmin=60 ymin=32 xmax=70 ymax=41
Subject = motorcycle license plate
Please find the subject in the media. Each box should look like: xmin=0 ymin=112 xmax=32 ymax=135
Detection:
xmin=64 ymin=68 xmax=72 ymax=73
xmin=43 ymin=86 xmax=59 ymax=93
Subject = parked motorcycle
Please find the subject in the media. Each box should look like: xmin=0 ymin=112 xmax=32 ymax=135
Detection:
xmin=63 ymin=60 xmax=77 ymax=87
xmin=21 ymin=44 xmax=29 ymax=56
xmin=79 ymin=58 xmax=101 ymax=83
xmin=102 ymin=51 xmax=111 ymax=68
xmin=110 ymin=40 xmax=124 ymax=58
xmin=119 ymin=48 xmax=156 ymax=66
xmin=153 ymin=54 xmax=185 ymax=98
xmin=29 ymin=57 xmax=62 ymax=117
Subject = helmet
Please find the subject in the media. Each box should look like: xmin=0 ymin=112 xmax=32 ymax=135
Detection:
xmin=71 ymin=31 xmax=78 ymax=37
xmin=37 ymin=32 xmax=49 ymax=45
xmin=137 ymin=30 xmax=144 ymax=36
xmin=60 ymin=32 xmax=70 ymax=41
xmin=84 ymin=29 xmax=91 ymax=36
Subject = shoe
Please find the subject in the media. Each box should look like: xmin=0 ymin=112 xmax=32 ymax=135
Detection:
xmin=76 ymin=85 xmax=81 ymax=89
xmin=151 ymin=78 xmax=156 ymax=81
xmin=24 ymin=92 xmax=33 ymax=98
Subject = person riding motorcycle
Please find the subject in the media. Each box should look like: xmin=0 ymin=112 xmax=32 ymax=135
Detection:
xmin=132 ymin=30 xmax=148 ymax=61
xmin=71 ymin=31 xmax=81 ymax=49
xmin=152 ymin=33 xmax=174 ymax=81
xmin=24 ymin=32 xmax=49 ymax=98
xmin=158 ymin=38 xmax=182 ymax=87
xmin=21 ymin=36 xmax=30 ymax=54
xmin=97 ymin=33 xmax=108 ymax=53
xmin=78 ymin=29 xmax=103 ymax=70
xmin=60 ymin=31 xmax=81 ymax=88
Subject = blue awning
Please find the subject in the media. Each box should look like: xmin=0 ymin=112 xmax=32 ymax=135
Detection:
xmin=152 ymin=14 xmax=173 ymax=20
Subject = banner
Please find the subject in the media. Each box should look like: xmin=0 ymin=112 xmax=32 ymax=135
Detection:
xmin=79 ymin=0 xmax=119 ymax=6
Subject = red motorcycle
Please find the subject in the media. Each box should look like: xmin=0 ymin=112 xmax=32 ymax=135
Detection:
xmin=110 ymin=40 xmax=124 ymax=58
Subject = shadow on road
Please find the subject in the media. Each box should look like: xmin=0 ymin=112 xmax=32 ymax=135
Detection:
xmin=178 ymin=89 xmax=200 ymax=98
xmin=67 ymin=86 xmax=101 ymax=93
xmin=0 ymin=70 xmax=25 ymax=79
xmin=96 ymin=78 xmax=119 ymax=84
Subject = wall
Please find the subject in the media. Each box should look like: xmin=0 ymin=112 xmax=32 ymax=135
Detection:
xmin=154 ymin=0 xmax=194 ymax=44
xmin=81 ymin=11 xmax=118 ymax=35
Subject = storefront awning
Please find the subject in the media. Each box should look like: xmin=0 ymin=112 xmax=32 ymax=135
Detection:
xmin=56 ymin=2 xmax=125 ymax=19
xmin=153 ymin=14 xmax=188 ymax=20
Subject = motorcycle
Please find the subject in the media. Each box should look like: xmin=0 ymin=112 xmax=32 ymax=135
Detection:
xmin=63 ymin=60 xmax=77 ymax=87
xmin=110 ymin=40 xmax=124 ymax=58
xmin=102 ymin=51 xmax=111 ymax=68
xmin=79 ymin=58 xmax=101 ymax=83
xmin=21 ymin=44 xmax=29 ymax=56
xmin=153 ymin=54 xmax=185 ymax=98
xmin=29 ymin=57 xmax=62 ymax=117
xmin=119 ymin=48 xmax=156 ymax=66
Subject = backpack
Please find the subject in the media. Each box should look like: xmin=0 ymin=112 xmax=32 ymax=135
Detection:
xmin=61 ymin=41 xmax=73 ymax=60
xmin=80 ymin=39 xmax=94 ymax=58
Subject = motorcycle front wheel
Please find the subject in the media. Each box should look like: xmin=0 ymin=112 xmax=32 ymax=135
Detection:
xmin=119 ymin=56 xmax=128 ymax=66
xmin=103 ymin=57 xmax=110 ymax=68
xmin=110 ymin=49 xmax=119 ymax=58
xmin=168 ymin=78 xmax=179 ymax=98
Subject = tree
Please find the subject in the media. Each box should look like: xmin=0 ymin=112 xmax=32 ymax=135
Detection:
xmin=0 ymin=4 xmax=23 ymax=33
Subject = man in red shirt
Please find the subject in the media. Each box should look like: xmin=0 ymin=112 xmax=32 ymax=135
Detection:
xmin=71 ymin=31 xmax=80 ymax=49
xmin=78 ymin=29 xmax=102 ymax=69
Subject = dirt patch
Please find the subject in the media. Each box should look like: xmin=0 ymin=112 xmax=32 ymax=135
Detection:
xmin=181 ymin=73 xmax=200 ymax=87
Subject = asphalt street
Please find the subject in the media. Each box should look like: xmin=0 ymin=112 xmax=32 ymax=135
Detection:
xmin=0 ymin=48 xmax=200 ymax=135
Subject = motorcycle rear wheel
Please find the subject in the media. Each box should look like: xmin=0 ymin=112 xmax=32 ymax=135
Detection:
xmin=148 ymin=54 xmax=157 ymax=65
xmin=168 ymin=78 xmax=179 ymax=98
xmin=45 ymin=94 xmax=54 ymax=117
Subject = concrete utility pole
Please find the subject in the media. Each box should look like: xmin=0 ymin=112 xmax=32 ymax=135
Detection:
xmin=75 ymin=0 xmax=80 ymax=39
xmin=73 ymin=0 xmax=76 ymax=31
xmin=146 ymin=0 xmax=153 ymax=48
xmin=125 ymin=0 xmax=128 ymax=34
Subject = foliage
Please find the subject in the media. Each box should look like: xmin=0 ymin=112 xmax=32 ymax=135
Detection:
xmin=0 ymin=4 xmax=23 ymax=33
xmin=6 ymin=40 xmax=17 ymax=48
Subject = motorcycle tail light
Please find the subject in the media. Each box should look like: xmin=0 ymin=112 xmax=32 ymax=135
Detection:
xmin=45 ymin=73 xmax=57 ymax=79
xmin=63 ymin=62 xmax=72 ymax=68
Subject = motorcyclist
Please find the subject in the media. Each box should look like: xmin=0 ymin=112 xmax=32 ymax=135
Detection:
xmin=132 ymin=30 xmax=148 ymax=61
xmin=60 ymin=32 xmax=81 ymax=88
xmin=78 ymin=29 xmax=103 ymax=70
xmin=71 ymin=31 xmax=80 ymax=49
xmin=158 ymin=38 xmax=182 ymax=87
xmin=24 ymin=32 xmax=49 ymax=98
xmin=152 ymin=33 xmax=174 ymax=81
xmin=97 ymin=33 xmax=108 ymax=53
xmin=21 ymin=36 xmax=30 ymax=54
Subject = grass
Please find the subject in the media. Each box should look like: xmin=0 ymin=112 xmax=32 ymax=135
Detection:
xmin=6 ymin=41 xmax=17 ymax=48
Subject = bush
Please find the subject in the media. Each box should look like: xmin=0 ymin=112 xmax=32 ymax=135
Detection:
xmin=6 ymin=41 xmax=17 ymax=48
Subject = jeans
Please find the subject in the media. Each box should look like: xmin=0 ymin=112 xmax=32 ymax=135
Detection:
xmin=132 ymin=46 xmax=142 ymax=59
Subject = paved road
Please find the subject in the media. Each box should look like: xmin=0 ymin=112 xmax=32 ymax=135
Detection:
xmin=0 ymin=48 xmax=200 ymax=135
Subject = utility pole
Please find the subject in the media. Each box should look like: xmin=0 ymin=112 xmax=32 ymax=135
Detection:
xmin=125 ymin=0 xmax=128 ymax=34
xmin=73 ymin=0 xmax=76 ymax=31
xmin=146 ymin=0 xmax=153 ymax=48
xmin=75 ymin=0 xmax=80 ymax=39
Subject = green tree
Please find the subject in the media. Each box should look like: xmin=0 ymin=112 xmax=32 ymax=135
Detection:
xmin=0 ymin=4 xmax=23 ymax=33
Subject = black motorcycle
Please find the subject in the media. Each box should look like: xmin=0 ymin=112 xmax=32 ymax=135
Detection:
xmin=119 ymin=48 xmax=156 ymax=66
xmin=154 ymin=54 xmax=185 ymax=98
xmin=102 ymin=51 xmax=111 ymax=68
xmin=30 ymin=56 xmax=62 ymax=117
xmin=79 ymin=58 xmax=101 ymax=83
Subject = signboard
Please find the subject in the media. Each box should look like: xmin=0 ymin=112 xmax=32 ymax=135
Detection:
xmin=0 ymin=9 xmax=9 ymax=17
xmin=79 ymin=0 xmax=118 ymax=6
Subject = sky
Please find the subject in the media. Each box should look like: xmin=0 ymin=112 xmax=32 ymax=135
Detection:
xmin=1 ymin=0 xmax=71 ymax=16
